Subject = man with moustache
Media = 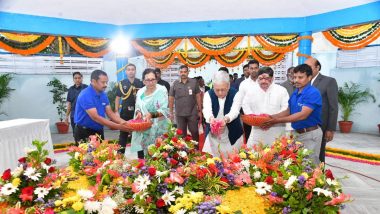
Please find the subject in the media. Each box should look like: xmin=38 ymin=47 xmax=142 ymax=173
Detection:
xmin=74 ymin=70 xmax=131 ymax=143
xmin=169 ymin=65 xmax=203 ymax=143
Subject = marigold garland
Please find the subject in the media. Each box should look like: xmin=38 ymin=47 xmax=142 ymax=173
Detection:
xmin=214 ymin=50 xmax=249 ymax=67
xmin=255 ymin=35 xmax=299 ymax=53
xmin=296 ymin=52 xmax=312 ymax=58
xmin=189 ymin=36 xmax=243 ymax=55
xmin=145 ymin=52 xmax=177 ymax=69
xmin=65 ymin=37 xmax=110 ymax=58
xmin=250 ymin=49 xmax=285 ymax=66
xmin=0 ymin=32 xmax=41 ymax=43
xmin=326 ymin=146 xmax=380 ymax=161
xmin=131 ymin=39 xmax=182 ymax=57
xmin=177 ymin=52 xmax=211 ymax=68
xmin=0 ymin=33 xmax=55 ymax=55
xmin=322 ymin=22 xmax=380 ymax=50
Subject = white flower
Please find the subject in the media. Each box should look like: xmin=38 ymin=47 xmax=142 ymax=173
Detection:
xmin=176 ymin=209 xmax=187 ymax=214
xmin=155 ymin=170 xmax=169 ymax=183
xmin=102 ymin=197 xmax=117 ymax=209
xmin=12 ymin=165 xmax=24 ymax=177
xmin=189 ymin=212 xmax=197 ymax=214
xmin=134 ymin=206 xmax=145 ymax=214
xmin=24 ymin=147 xmax=36 ymax=154
xmin=178 ymin=151 xmax=187 ymax=158
xmin=24 ymin=167 xmax=41 ymax=181
xmin=255 ymin=182 xmax=272 ymax=195
xmin=174 ymin=186 xmax=184 ymax=195
xmin=41 ymin=163 xmax=50 ymax=172
xmin=283 ymin=158 xmax=293 ymax=168
xmin=285 ymin=175 xmax=298 ymax=189
xmin=241 ymin=160 xmax=250 ymax=170
xmin=302 ymin=149 xmax=309 ymax=155
xmin=34 ymin=187 xmax=50 ymax=198
xmin=134 ymin=174 xmax=151 ymax=192
xmin=78 ymin=189 xmax=94 ymax=200
xmin=84 ymin=201 xmax=101 ymax=213
xmin=313 ymin=188 xmax=333 ymax=198
xmin=74 ymin=152 xmax=80 ymax=159
xmin=326 ymin=178 xmax=338 ymax=186
xmin=253 ymin=171 xmax=261 ymax=179
xmin=99 ymin=206 xmax=114 ymax=214
xmin=163 ymin=144 xmax=174 ymax=151
xmin=152 ymin=152 xmax=160 ymax=158
xmin=0 ymin=183 xmax=18 ymax=196
xmin=162 ymin=191 xmax=176 ymax=205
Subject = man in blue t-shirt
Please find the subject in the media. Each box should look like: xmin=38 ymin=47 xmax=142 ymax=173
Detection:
xmin=74 ymin=70 xmax=131 ymax=143
xmin=261 ymin=64 xmax=322 ymax=165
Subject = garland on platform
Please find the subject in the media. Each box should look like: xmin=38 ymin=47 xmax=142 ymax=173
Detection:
xmin=0 ymin=32 xmax=55 ymax=55
xmin=189 ymin=36 xmax=243 ymax=55
xmin=64 ymin=37 xmax=110 ymax=58
xmin=250 ymin=49 xmax=285 ymax=66
xmin=177 ymin=52 xmax=211 ymax=68
xmin=322 ymin=22 xmax=380 ymax=50
xmin=326 ymin=146 xmax=380 ymax=161
xmin=214 ymin=49 xmax=250 ymax=67
xmin=255 ymin=34 xmax=299 ymax=53
xmin=145 ymin=52 xmax=177 ymax=69
xmin=131 ymin=39 xmax=182 ymax=57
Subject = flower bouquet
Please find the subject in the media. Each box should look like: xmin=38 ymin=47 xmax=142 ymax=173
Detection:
xmin=126 ymin=119 xmax=152 ymax=132
xmin=241 ymin=114 xmax=271 ymax=127
xmin=210 ymin=119 xmax=224 ymax=139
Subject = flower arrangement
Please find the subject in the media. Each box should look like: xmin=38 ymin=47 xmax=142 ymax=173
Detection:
xmin=241 ymin=114 xmax=271 ymax=126
xmin=210 ymin=119 xmax=224 ymax=139
xmin=0 ymin=125 xmax=351 ymax=214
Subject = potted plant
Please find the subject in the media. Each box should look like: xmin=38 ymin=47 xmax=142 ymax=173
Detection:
xmin=47 ymin=78 xmax=69 ymax=134
xmin=337 ymin=82 xmax=376 ymax=133
xmin=0 ymin=74 xmax=15 ymax=116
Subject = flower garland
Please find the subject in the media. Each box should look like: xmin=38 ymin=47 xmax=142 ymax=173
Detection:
xmin=64 ymin=37 xmax=110 ymax=58
xmin=322 ymin=22 xmax=380 ymax=50
xmin=131 ymin=39 xmax=182 ymax=57
xmin=214 ymin=49 xmax=250 ymax=67
xmin=0 ymin=32 xmax=55 ymax=55
xmin=255 ymin=34 xmax=299 ymax=53
xmin=189 ymin=36 xmax=243 ymax=55
xmin=145 ymin=52 xmax=177 ymax=69
xmin=250 ymin=49 xmax=285 ymax=66
xmin=326 ymin=146 xmax=380 ymax=161
xmin=177 ymin=52 xmax=210 ymax=68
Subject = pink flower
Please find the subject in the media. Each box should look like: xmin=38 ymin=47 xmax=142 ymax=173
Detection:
xmin=210 ymin=119 xmax=223 ymax=138
xmin=241 ymin=172 xmax=252 ymax=184
xmin=306 ymin=192 xmax=313 ymax=201
xmin=131 ymin=183 xmax=140 ymax=193
xmin=325 ymin=193 xmax=351 ymax=205
xmin=304 ymin=178 xmax=316 ymax=190
xmin=234 ymin=177 xmax=244 ymax=186
xmin=169 ymin=172 xmax=184 ymax=184
xmin=268 ymin=195 xmax=283 ymax=204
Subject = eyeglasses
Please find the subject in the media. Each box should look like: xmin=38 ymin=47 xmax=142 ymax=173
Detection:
xmin=144 ymin=78 xmax=156 ymax=83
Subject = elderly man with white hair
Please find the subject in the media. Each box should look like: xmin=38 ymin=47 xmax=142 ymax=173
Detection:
xmin=202 ymin=71 xmax=243 ymax=157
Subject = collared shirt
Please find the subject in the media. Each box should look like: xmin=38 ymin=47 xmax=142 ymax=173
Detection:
xmin=233 ymin=78 xmax=257 ymax=113
xmin=74 ymin=85 xmax=110 ymax=131
xmin=169 ymin=78 xmax=200 ymax=116
xmin=157 ymin=79 xmax=170 ymax=92
xmin=311 ymin=73 xmax=320 ymax=85
xmin=289 ymin=84 xmax=322 ymax=130
xmin=67 ymin=84 xmax=88 ymax=118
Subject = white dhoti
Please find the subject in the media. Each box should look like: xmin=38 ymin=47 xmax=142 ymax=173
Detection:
xmin=247 ymin=125 xmax=286 ymax=148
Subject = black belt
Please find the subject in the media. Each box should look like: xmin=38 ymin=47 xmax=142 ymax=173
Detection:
xmin=76 ymin=125 xmax=102 ymax=132
xmin=295 ymin=125 xmax=319 ymax=134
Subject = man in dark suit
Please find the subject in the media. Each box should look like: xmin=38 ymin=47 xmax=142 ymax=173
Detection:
xmin=305 ymin=57 xmax=338 ymax=163
xmin=232 ymin=64 xmax=250 ymax=90
xmin=280 ymin=66 xmax=296 ymax=96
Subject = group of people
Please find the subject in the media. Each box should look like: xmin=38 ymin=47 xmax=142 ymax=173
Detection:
xmin=64 ymin=57 xmax=338 ymax=165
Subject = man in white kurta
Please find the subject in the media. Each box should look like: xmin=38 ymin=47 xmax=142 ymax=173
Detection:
xmin=243 ymin=67 xmax=289 ymax=147
xmin=202 ymin=71 xmax=243 ymax=157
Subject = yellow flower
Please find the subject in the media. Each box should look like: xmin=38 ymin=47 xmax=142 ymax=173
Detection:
xmin=55 ymin=200 xmax=63 ymax=206
xmin=301 ymin=172 xmax=309 ymax=179
xmin=239 ymin=152 xmax=247 ymax=159
xmin=72 ymin=201 xmax=84 ymax=211
xmin=264 ymin=148 xmax=271 ymax=153
xmin=217 ymin=205 xmax=233 ymax=214
xmin=213 ymin=157 xmax=221 ymax=162
xmin=12 ymin=178 xmax=21 ymax=187
xmin=206 ymin=158 xmax=215 ymax=165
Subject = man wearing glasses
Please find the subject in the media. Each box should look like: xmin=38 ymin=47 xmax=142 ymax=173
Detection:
xmin=169 ymin=65 xmax=202 ymax=144
xmin=114 ymin=64 xmax=144 ymax=154
xmin=243 ymin=67 xmax=289 ymax=146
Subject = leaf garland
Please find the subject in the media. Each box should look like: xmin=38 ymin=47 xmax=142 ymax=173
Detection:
xmin=0 ymin=32 xmax=55 ymax=55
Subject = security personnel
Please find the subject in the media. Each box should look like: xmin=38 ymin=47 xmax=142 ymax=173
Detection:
xmin=74 ymin=70 xmax=131 ymax=143
xmin=65 ymin=71 xmax=88 ymax=138
xmin=114 ymin=64 xmax=144 ymax=153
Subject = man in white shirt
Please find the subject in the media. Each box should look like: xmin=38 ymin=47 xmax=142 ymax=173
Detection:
xmin=202 ymin=71 xmax=243 ymax=157
xmin=244 ymin=67 xmax=289 ymax=146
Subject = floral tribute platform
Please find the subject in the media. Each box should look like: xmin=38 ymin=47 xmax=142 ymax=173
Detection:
xmin=0 ymin=125 xmax=350 ymax=214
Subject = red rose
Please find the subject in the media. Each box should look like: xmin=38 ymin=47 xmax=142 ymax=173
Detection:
xmin=156 ymin=199 xmax=165 ymax=208
xmin=220 ymin=177 xmax=228 ymax=183
xmin=162 ymin=152 xmax=168 ymax=158
xmin=146 ymin=196 xmax=152 ymax=204
xmin=176 ymin=129 xmax=183 ymax=135
xmin=21 ymin=186 xmax=34 ymax=195
xmin=173 ymin=153 xmax=180 ymax=160
xmin=1 ymin=169 xmax=11 ymax=181
xmin=148 ymin=167 xmax=156 ymax=176
xmin=163 ymin=133 xmax=169 ymax=138
xmin=18 ymin=157 xmax=27 ymax=163
xmin=171 ymin=137 xmax=178 ymax=143
xmin=48 ymin=167 xmax=56 ymax=173
xmin=325 ymin=169 xmax=335 ymax=180
xmin=44 ymin=158 xmax=52 ymax=165
xmin=265 ymin=176 xmax=274 ymax=185
xmin=184 ymin=135 xmax=192 ymax=141
xmin=170 ymin=158 xmax=178 ymax=166
xmin=155 ymin=142 xmax=161 ymax=148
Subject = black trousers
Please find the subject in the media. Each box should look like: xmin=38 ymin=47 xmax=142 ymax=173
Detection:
xmin=243 ymin=122 xmax=252 ymax=143
xmin=319 ymin=130 xmax=327 ymax=162
xmin=118 ymin=111 xmax=134 ymax=154
xmin=70 ymin=117 xmax=76 ymax=137
xmin=74 ymin=125 xmax=104 ymax=143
